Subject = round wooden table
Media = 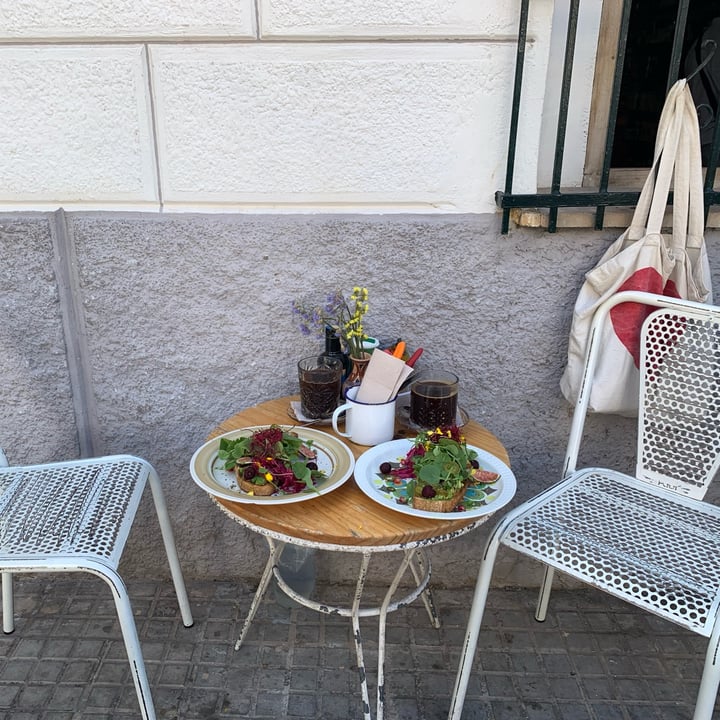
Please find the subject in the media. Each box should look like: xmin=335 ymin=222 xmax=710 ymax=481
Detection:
xmin=204 ymin=396 xmax=512 ymax=720
xmin=209 ymin=396 xmax=510 ymax=548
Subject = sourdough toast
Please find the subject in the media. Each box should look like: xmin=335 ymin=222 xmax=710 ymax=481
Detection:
xmin=412 ymin=481 xmax=468 ymax=512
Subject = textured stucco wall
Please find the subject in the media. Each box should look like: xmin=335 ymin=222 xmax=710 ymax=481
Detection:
xmin=0 ymin=217 xmax=79 ymax=462
xmin=0 ymin=1 xmax=255 ymax=38
xmin=4 ymin=211 xmax=716 ymax=589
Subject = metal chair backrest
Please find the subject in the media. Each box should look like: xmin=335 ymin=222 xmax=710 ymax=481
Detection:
xmin=563 ymin=290 xmax=720 ymax=499
xmin=638 ymin=304 xmax=720 ymax=498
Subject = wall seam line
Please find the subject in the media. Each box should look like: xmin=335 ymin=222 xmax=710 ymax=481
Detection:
xmin=50 ymin=208 xmax=101 ymax=458
xmin=144 ymin=43 xmax=164 ymax=211
xmin=253 ymin=0 xmax=261 ymax=39
xmin=0 ymin=36 xmax=524 ymax=46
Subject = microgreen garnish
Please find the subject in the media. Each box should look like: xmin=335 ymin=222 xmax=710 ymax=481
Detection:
xmin=218 ymin=426 xmax=325 ymax=495
xmin=390 ymin=426 xmax=478 ymax=501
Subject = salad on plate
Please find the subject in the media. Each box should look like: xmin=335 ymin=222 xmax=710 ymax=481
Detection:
xmin=217 ymin=425 xmax=325 ymax=496
xmin=378 ymin=426 xmax=500 ymax=513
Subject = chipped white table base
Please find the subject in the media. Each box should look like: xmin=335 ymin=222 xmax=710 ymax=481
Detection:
xmin=234 ymin=537 xmax=445 ymax=720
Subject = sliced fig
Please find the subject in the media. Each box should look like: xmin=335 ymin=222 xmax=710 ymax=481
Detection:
xmin=472 ymin=469 xmax=500 ymax=484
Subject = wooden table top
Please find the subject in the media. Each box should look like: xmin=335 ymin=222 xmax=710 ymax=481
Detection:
xmin=207 ymin=396 xmax=511 ymax=550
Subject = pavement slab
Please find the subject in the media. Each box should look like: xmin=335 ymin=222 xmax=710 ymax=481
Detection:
xmin=0 ymin=576 xmax=714 ymax=719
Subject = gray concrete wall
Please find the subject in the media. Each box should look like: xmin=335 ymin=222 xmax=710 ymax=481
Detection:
xmin=2 ymin=211 xmax=716 ymax=588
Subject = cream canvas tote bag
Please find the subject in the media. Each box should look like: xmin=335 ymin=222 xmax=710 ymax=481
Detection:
xmin=560 ymin=79 xmax=712 ymax=416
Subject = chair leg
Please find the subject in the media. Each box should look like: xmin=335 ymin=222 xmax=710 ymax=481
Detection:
xmin=694 ymin=630 xmax=720 ymax=719
xmin=0 ymin=455 xmax=11 ymax=633
xmin=535 ymin=564 xmax=555 ymax=622
xmin=447 ymin=529 xmax=503 ymax=720
xmin=1 ymin=572 xmax=14 ymax=634
xmin=146 ymin=468 xmax=193 ymax=627
xmin=97 ymin=567 xmax=156 ymax=720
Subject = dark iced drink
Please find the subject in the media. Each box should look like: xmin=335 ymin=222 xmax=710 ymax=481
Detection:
xmin=298 ymin=356 xmax=343 ymax=419
xmin=410 ymin=374 xmax=459 ymax=428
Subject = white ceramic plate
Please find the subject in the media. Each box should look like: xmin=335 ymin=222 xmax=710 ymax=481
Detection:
xmin=190 ymin=425 xmax=355 ymax=504
xmin=353 ymin=438 xmax=516 ymax=519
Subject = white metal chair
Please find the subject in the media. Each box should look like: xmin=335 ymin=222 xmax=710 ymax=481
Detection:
xmin=0 ymin=450 xmax=194 ymax=720
xmin=449 ymin=290 xmax=720 ymax=720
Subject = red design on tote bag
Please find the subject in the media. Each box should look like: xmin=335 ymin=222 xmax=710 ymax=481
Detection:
xmin=610 ymin=268 xmax=682 ymax=367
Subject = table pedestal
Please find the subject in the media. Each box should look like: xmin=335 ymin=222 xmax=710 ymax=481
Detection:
xmin=235 ymin=540 xmax=439 ymax=720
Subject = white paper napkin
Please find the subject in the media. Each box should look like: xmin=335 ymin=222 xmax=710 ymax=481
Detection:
xmin=354 ymin=351 xmax=414 ymax=403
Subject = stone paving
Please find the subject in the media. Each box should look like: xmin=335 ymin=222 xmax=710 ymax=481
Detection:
xmin=0 ymin=574 xmax=714 ymax=719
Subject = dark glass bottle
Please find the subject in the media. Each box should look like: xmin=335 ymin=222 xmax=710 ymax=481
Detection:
xmin=320 ymin=326 xmax=349 ymax=379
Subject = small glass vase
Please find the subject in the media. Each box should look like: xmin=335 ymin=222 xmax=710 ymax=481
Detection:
xmin=343 ymin=352 xmax=371 ymax=395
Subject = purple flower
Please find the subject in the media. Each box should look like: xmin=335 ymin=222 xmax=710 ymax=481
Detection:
xmin=291 ymin=288 xmax=369 ymax=354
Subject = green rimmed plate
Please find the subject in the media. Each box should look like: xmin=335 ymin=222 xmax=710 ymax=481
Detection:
xmin=190 ymin=425 xmax=355 ymax=504
xmin=353 ymin=438 xmax=516 ymax=519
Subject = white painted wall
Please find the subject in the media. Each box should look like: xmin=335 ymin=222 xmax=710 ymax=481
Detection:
xmin=0 ymin=0 xmax=556 ymax=214
xmin=0 ymin=1 xmax=255 ymax=38
xmin=537 ymin=0 xmax=603 ymax=189
xmin=261 ymin=0 xmax=534 ymax=38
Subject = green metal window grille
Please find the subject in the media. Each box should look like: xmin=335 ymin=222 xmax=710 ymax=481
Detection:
xmin=498 ymin=0 xmax=720 ymax=233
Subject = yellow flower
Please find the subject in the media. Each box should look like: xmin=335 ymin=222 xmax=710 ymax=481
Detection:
xmin=344 ymin=286 xmax=370 ymax=358
xmin=264 ymin=472 xmax=273 ymax=481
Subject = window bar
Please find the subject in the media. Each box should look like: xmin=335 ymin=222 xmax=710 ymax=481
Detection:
xmin=667 ymin=0 xmax=691 ymax=91
xmin=496 ymin=0 xmax=719 ymax=231
xmin=595 ymin=0 xmax=633 ymax=230
xmin=702 ymin=41 xmax=720 ymax=222
xmin=547 ymin=0 xmax=580 ymax=233
xmin=499 ymin=0 xmax=530 ymax=235
xmin=667 ymin=0 xmax=720 ymax=222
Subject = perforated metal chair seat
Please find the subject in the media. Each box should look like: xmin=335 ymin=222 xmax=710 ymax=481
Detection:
xmin=504 ymin=469 xmax=720 ymax=637
xmin=0 ymin=452 xmax=193 ymax=720
xmin=0 ymin=456 xmax=146 ymax=566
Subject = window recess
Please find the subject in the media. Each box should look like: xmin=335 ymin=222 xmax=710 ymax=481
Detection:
xmin=500 ymin=0 xmax=720 ymax=233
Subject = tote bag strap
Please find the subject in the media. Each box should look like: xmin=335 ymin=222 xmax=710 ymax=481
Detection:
xmin=684 ymin=84 xmax=706 ymax=251
xmin=669 ymin=92 xmax=691 ymax=250
xmin=666 ymin=83 xmax=705 ymax=252
xmin=646 ymin=82 xmax=686 ymax=236
xmin=628 ymin=80 xmax=686 ymax=239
